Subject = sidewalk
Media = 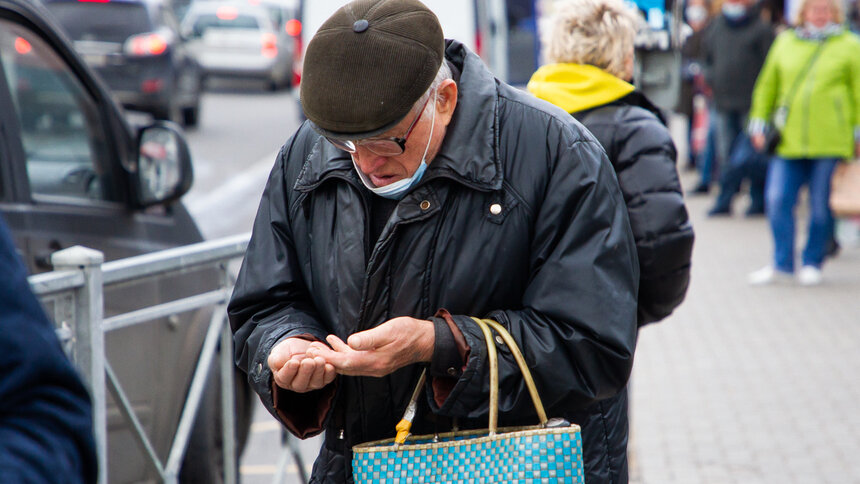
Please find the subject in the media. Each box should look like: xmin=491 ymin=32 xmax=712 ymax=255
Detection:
xmin=628 ymin=167 xmax=860 ymax=483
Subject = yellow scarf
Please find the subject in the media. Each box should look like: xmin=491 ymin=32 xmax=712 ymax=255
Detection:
xmin=527 ymin=63 xmax=634 ymax=113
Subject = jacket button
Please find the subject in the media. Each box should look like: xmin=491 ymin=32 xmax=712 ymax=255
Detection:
xmin=447 ymin=367 xmax=458 ymax=376
xmin=494 ymin=335 xmax=504 ymax=346
xmin=420 ymin=200 xmax=431 ymax=210
xmin=256 ymin=363 xmax=263 ymax=374
xmin=489 ymin=203 xmax=502 ymax=215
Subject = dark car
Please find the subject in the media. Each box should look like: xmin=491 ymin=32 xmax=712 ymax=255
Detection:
xmin=42 ymin=0 xmax=203 ymax=127
xmin=0 ymin=0 xmax=249 ymax=482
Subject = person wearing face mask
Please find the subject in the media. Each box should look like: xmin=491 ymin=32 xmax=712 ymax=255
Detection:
xmin=227 ymin=1 xmax=640 ymax=482
xmin=702 ymin=0 xmax=774 ymax=214
xmin=746 ymin=0 xmax=860 ymax=286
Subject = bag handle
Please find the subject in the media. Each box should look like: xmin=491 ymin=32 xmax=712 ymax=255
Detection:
xmin=393 ymin=317 xmax=550 ymax=443
xmin=471 ymin=317 xmax=548 ymax=434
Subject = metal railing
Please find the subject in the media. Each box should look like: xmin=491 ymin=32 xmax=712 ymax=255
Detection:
xmin=28 ymin=234 xmax=307 ymax=483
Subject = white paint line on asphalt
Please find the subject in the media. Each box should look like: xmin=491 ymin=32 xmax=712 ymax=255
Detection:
xmin=184 ymin=148 xmax=280 ymax=220
xmin=251 ymin=420 xmax=284 ymax=433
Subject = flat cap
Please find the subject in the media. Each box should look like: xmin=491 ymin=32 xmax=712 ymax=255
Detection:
xmin=300 ymin=0 xmax=445 ymax=139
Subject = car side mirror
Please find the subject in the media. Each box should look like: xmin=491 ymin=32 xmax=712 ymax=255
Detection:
xmin=135 ymin=122 xmax=193 ymax=207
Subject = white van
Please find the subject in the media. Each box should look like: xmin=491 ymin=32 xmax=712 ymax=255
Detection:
xmin=291 ymin=0 xmax=508 ymax=89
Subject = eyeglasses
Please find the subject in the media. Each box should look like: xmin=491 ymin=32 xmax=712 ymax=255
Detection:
xmin=326 ymin=94 xmax=433 ymax=157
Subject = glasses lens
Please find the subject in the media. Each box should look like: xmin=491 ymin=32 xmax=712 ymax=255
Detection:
xmin=326 ymin=138 xmax=356 ymax=152
xmin=363 ymin=140 xmax=404 ymax=156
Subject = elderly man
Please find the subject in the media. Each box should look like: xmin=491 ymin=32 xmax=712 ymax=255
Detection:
xmin=228 ymin=0 xmax=639 ymax=482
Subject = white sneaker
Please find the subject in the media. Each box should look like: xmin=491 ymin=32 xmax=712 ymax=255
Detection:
xmin=797 ymin=266 xmax=823 ymax=286
xmin=748 ymin=266 xmax=793 ymax=286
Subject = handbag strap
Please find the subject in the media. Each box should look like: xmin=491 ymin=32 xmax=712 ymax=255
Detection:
xmin=393 ymin=317 xmax=550 ymax=443
xmin=471 ymin=317 xmax=548 ymax=434
xmin=778 ymin=41 xmax=826 ymax=112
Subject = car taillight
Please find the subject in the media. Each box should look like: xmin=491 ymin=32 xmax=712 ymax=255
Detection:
xmin=475 ymin=31 xmax=483 ymax=57
xmin=216 ymin=5 xmax=239 ymax=20
xmin=292 ymin=35 xmax=303 ymax=86
xmin=77 ymin=0 xmax=111 ymax=3
xmin=125 ymin=33 xmax=168 ymax=56
xmin=14 ymin=37 xmax=31 ymax=55
xmin=261 ymin=33 xmax=277 ymax=59
xmin=285 ymin=19 xmax=302 ymax=37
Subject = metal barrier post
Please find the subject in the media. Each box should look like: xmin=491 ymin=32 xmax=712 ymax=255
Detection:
xmin=52 ymin=246 xmax=107 ymax=484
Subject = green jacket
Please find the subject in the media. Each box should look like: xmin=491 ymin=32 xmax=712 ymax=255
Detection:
xmin=749 ymin=29 xmax=860 ymax=159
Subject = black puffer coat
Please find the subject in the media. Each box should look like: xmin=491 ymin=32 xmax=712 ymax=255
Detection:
xmin=229 ymin=41 xmax=639 ymax=483
xmin=574 ymin=93 xmax=694 ymax=325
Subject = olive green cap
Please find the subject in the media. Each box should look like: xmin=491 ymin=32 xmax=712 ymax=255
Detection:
xmin=300 ymin=0 xmax=445 ymax=139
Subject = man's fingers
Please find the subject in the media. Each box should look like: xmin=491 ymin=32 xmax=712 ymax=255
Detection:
xmin=307 ymin=357 xmax=328 ymax=389
xmin=347 ymin=325 xmax=395 ymax=351
xmin=323 ymin=363 xmax=336 ymax=385
xmin=290 ymin=358 xmax=318 ymax=391
xmin=273 ymin=358 xmax=300 ymax=389
xmin=325 ymin=334 xmax=350 ymax=351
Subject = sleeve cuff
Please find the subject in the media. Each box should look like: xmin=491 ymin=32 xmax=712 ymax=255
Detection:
xmin=430 ymin=317 xmax=463 ymax=379
xmin=748 ymin=118 xmax=767 ymax=136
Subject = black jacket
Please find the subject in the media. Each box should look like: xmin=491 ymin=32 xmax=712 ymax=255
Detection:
xmin=229 ymin=41 xmax=639 ymax=483
xmin=575 ymin=92 xmax=694 ymax=326
xmin=704 ymin=12 xmax=774 ymax=112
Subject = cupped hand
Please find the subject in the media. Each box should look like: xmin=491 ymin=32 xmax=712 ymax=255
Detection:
xmin=752 ymin=133 xmax=766 ymax=152
xmin=306 ymin=317 xmax=434 ymax=378
xmin=268 ymin=337 xmax=336 ymax=393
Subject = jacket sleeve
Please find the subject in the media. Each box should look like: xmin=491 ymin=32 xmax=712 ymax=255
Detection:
xmin=0 ymin=217 xmax=97 ymax=484
xmin=427 ymin=134 xmax=640 ymax=421
xmin=846 ymin=34 xmax=860 ymax=137
xmin=227 ymin=139 xmax=334 ymax=439
xmin=749 ymin=32 xmax=785 ymax=131
xmin=614 ymin=111 xmax=694 ymax=325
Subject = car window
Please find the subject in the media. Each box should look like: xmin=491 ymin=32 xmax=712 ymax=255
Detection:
xmin=0 ymin=18 xmax=112 ymax=202
xmin=45 ymin=2 xmax=153 ymax=42
xmin=191 ymin=13 xmax=262 ymax=36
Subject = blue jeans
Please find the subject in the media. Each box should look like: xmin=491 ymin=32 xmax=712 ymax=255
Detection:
xmin=765 ymin=157 xmax=839 ymax=272
xmin=711 ymin=133 xmax=768 ymax=212
xmin=713 ymin=109 xmax=746 ymax=174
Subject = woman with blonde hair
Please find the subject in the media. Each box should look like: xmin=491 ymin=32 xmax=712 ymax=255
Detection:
xmin=747 ymin=0 xmax=860 ymax=285
xmin=528 ymin=0 xmax=694 ymax=328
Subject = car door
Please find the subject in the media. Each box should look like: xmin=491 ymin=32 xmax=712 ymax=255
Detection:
xmin=0 ymin=10 xmax=213 ymax=483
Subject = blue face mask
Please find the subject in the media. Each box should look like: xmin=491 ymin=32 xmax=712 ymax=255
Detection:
xmin=722 ymin=3 xmax=747 ymax=20
xmin=353 ymin=93 xmax=437 ymax=200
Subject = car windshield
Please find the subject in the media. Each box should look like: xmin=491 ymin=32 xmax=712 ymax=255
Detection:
xmin=191 ymin=14 xmax=261 ymax=36
xmin=46 ymin=3 xmax=152 ymax=43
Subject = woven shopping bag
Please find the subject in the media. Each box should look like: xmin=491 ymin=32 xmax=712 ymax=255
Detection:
xmin=352 ymin=318 xmax=584 ymax=483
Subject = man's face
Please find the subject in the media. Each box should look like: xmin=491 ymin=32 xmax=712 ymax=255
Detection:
xmin=351 ymin=79 xmax=457 ymax=187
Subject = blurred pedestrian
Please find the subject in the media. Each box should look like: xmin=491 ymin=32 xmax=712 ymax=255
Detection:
xmin=228 ymin=0 xmax=639 ymax=482
xmin=703 ymin=0 xmax=774 ymax=215
xmin=748 ymin=0 xmax=860 ymax=285
xmin=681 ymin=0 xmax=717 ymax=192
xmin=0 ymin=214 xmax=98 ymax=483
xmin=527 ymin=0 xmax=695 ymax=326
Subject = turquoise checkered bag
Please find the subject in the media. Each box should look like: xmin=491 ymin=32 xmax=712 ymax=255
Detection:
xmin=352 ymin=318 xmax=584 ymax=483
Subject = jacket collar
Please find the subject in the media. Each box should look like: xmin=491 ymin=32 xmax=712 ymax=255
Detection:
xmin=295 ymin=40 xmax=502 ymax=193
xmin=527 ymin=63 xmax=634 ymax=113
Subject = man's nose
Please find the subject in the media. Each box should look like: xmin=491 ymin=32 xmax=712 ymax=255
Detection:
xmin=352 ymin=148 xmax=388 ymax=174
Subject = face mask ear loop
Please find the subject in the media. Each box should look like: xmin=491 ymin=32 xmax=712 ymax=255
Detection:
xmin=419 ymin=90 xmax=438 ymax=166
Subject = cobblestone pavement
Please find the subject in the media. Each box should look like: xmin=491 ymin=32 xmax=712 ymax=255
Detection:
xmin=628 ymin=164 xmax=860 ymax=484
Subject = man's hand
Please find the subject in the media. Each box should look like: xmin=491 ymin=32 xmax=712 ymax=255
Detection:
xmin=306 ymin=317 xmax=435 ymax=378
xmin=854 ymin=141 xmax=860 ymax=158
xmin=268 ymin=337 xmax=336 ymax=393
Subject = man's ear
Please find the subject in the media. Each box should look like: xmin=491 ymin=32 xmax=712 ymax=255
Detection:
xmin=436 ymin=79 xmax=458 ymax=126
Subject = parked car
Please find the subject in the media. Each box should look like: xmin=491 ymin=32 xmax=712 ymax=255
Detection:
xmin=181 ymin=0 xmax=294 ymax=90
xmin=0 ymin=0 xmax=250 ymax=482
xmin=42 ymin=0 xmax=203 ymax=127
